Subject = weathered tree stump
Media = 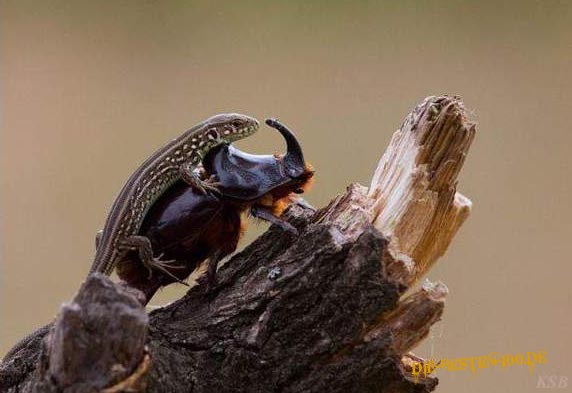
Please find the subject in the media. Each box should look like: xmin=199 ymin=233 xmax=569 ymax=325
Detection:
xmin=0 ymin=95 xmax=476 ymax=393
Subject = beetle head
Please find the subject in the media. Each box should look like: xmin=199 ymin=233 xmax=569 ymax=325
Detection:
xmin=203 ymin=118 xmax=314 ymax=202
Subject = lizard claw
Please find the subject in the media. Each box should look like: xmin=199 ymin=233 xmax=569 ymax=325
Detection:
xmin=143 ymin=255 xmax=189 ymax=286
xmin=196 ymin=181 xmax=222 ymax=198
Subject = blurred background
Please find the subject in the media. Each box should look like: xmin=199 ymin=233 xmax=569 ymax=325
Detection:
xmin=1 ymin=1 xmax=570 ymax=391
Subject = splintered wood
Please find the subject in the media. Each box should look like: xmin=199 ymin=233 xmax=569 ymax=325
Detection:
xmin=368 ymin=96 xmax=475 ymax=286
xmin=306 ymin=95 xmax=475 ymax=378
xmin=364 ymin=96 xmax=475 ymax=382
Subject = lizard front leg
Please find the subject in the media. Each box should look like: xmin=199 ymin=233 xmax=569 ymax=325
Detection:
xmin=180 ymin=161 xmax=222 ymax=197
xmin=118 ymin=235 xmax=187 ymax=285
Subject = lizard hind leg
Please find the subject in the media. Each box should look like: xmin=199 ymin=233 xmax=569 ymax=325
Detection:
xmin=119 ymin=235 xmax=188 ymax=286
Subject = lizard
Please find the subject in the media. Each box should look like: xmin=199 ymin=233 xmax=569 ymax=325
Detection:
xmin=1 ymin=113 xmax=259 ymax=363
xmin=92 ymin=112 xmax=259 ymax=278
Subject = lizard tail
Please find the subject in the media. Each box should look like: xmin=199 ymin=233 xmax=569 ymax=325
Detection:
xmin=2 ymin=323 xmax=52 ymax=364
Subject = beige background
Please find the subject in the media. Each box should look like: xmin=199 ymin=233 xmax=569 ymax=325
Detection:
xmin=1 ymin=1 xmax=571 ymax=391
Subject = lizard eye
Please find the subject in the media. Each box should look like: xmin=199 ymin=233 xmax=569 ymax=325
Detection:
xmin=232 ymin=120 xmax=243 ymax=128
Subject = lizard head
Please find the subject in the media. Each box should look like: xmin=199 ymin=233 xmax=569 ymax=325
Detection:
xmin=202 ymin=113 xmax=259 ymax=143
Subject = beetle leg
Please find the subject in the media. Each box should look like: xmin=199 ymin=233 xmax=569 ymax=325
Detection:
xmin=202 ymin=250 xmax=225 ymax=291
xmin=293 ymin=197 xmax=315 ymax=211
xmin=251 ymin=206 xmax=298 ymax=235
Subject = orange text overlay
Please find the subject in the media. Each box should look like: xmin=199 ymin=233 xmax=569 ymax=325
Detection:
xmin=411 ymin=350 xmax=547 ymax=382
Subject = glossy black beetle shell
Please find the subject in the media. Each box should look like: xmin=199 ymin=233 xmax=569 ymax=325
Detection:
xmin=203 ymin=145 xmax=285 ymax=200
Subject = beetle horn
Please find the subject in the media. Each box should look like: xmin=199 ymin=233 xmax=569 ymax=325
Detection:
xmin=265 ymin=118 xmax=305 ymax=177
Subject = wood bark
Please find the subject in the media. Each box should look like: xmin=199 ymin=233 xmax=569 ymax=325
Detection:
xmin=0 ymin=95 xmax=476 ymax=393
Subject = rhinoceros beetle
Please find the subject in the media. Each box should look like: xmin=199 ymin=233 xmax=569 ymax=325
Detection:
xmin=116 ymin=119 xmax=314 ymax=302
